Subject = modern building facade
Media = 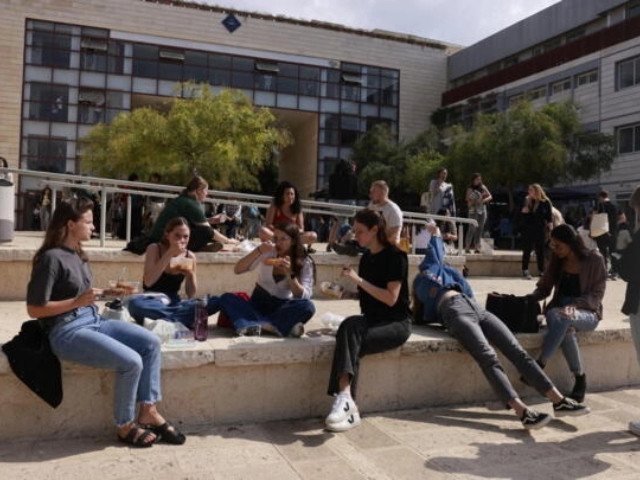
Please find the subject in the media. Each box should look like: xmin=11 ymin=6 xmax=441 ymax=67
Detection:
xmin=442 ymin=0 xmax=640 ymax=205
xmin=0 ymin=0 xmax=452 ymax=228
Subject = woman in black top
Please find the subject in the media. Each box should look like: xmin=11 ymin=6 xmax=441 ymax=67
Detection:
xmin=127 ymin=217 xmax=220 ymax=327
xmin=324 ymin=209 xmax=411 ymax=432
xmin=520 ymin=183 xmax=553 ymax=279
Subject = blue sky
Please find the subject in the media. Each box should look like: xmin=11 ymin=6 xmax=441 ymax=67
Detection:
xmin=201 ymin=0 xmax=559 ymax=46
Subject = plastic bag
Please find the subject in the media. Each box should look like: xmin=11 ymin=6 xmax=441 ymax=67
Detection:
xmin=145 ymin=318 xmax=191 ymax=343
xmin=320 ymin=312 xmax=346 ymax=332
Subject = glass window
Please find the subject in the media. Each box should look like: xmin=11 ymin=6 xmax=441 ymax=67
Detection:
xmin=279 ymin=63 xmax=298 ymax=78
xmin=107 ymin=42 xmax=125 ymax=74
xmin=300 ymin=80 xmax=319 ymax=96
xmin=232 ymin=57 xmax=254 ymax=71
xmin=340 ymin=116 xmax=360 ymax=146
xmin=636 ymin=125 xmax=640 ymax=153
xmin=616 ymin=57 xmax=640 ymax=89
xmin=209 ymin=53 xmax=231 ymax=69
xmin=78 ymin=89 xmax=105 ymax=124
xmin=209 ymin=69 xmax=230 ymax=86
xmin=158 ymin=61 xmax=183 ymax=81
xmin=25 ymin=137 xmax=67 ymax=173
xmin=576 ymin=70 xmax=598 ymax=87
xmin=300 ymin=66 xmax=319 ymax=81
xmin=618 ymin=126 xmax=635 ymax=154
xmin=28 ymin=83 xmax=69 ymax=122
xmin=184 ymin=65 xmax=208 ymax=82
xmin=255 ymin=74 xmax=276 ymax=91
xmin=551 ymin=78 xmax=571 ymax=94
xmin=231 ymin=71 xmax=253 ymax=89
xmin=278 ymin=77 xmax=298 ymax=94
xmin=133 ymin=44 xmax=158 ymax=60
xmin=185 ymin=51 xmax=208 ymax=66
xmin=30 ymin=31 xmax=71 ymax=68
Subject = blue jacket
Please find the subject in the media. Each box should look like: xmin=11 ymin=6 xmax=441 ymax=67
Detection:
xmin=413 ymin=235 xmax=474 ymax=323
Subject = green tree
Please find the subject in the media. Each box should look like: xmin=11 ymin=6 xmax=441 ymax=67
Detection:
xmin=81 ymin=83 xmax=292 ymax=190
xmin=445 ymin=100 xmax=615 ymax=210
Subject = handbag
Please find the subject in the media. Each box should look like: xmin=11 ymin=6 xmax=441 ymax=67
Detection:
xmin=590 ymin=212 xmax=609 ymax=238
xmin=485 ymin=292 xmax=541 ymax=333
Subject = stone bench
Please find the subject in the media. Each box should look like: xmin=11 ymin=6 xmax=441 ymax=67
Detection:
xmin=1 ymin=304 xmax=638 ymax=441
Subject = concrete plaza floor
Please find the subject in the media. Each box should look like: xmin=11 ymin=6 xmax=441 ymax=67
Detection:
xmin=2 ymin=388 xmax=640 ymax=479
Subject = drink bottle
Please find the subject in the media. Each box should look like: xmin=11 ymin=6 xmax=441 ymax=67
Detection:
xmin=194 ymin=296 xmax=209 ymax=341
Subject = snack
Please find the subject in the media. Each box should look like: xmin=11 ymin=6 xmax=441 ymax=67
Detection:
xmin=319 ymin=281 xmax=344 ymax=299
xmin=263 ymin=258 xmax=279 ymax=266
xmin=170 ymin=257 xmax=194 ymax=272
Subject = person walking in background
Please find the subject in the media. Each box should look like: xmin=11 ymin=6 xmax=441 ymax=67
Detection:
xmin=260 ymin=181 xmax=318 ymax=250
xmin=614 ymin=186 xmax=640 ymax=436
xmin=413 ymin=223 xmax=590 ymax=429
xmin=325 ymin=209 xmax=411 ymax=432
xmin=520 ymin=183 xmax=553 ymax=279
xmin=39 ymin=186 xmax=53 ymax=231
xmin=368 ymin=180 xmax=403 ymax=246
xmin=149 ymin=176 xmax=237 ymax=252
xmin=428 ymin=168 xmax=456 ymax=217
xmin=219 ymin=221 xmax=315 ymax=338
xmin=27 ymin=198 xmax=185 ymax=447
xmin=594 ymin=190 xmax=619 ymax=280
xmin=529 ymin=224 xmax=607 ymax=403
xmin=464 ymin=173 xmax=492 ymax=254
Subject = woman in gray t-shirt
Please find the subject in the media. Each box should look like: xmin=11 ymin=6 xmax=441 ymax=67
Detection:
xmin=27 ymin=198 xmax=185 ymax=448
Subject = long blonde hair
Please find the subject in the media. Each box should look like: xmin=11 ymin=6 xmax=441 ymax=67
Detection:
xmin=529 ymin=183 xmax=550 ymax=203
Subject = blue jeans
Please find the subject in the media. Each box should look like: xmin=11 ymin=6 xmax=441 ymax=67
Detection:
xmin=127 ymin=294 xmax=220 ymax=328
xmin=219 ymin=285 xmax=315 ymax=336
xmin=540 ymin=297 xmax=599 ymax=374
xmin=48 ymin=305 xmax=162 ymax=426
xmin=440 ymin=294 xmax=554 ymax=404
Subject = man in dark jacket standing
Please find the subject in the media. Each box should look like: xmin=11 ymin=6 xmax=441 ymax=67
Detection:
xmin=595 ymin=189 xmax=619 ymax=279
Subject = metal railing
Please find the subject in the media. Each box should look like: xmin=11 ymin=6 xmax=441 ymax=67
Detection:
xmin=1 ymin=167 xmax=477 ymax=254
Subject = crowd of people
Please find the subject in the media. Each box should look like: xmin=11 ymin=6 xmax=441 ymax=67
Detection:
xmin=15 ymin=164 xmax=640 ymax=448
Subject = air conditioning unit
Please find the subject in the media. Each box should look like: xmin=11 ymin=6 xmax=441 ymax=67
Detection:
xmin=159 ymin=50 xmax=185 ymax=61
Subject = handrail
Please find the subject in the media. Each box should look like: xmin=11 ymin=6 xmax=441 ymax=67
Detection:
xmin=1 ymin=168 xmax=477 ymax=254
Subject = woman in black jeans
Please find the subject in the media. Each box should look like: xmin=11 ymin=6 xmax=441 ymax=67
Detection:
xmin=520 ymin=183 xmax=553 ymax=279
xmin=325 ymin=209 xmax=411 ymax=432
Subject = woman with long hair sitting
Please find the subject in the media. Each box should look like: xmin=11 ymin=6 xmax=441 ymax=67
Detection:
xmin=27 ymin=198 xmax=185 ymax=447
xmin=324 ymin=209 xmax=412 ymax=432
xmin=127 ymin=217 xmax=220 ymax=327
xmin=529 ymin=223 xmax=607 ymax=403
xmin=219 ymin=221 xmax=315 ymax=338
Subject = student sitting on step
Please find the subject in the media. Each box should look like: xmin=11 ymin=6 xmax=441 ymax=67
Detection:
xmin=412 ymin=222 xmax=590 ymax=429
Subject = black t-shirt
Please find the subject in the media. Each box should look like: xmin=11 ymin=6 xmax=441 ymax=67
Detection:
xmin=358 ymin=245 xmax=410 ymax=323
xmin=27 ymin=247 xmax=92 ymax=321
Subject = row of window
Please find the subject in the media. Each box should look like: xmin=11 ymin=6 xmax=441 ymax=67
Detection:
xmin=508 ymin=69 xmax=598 ymax=106
xmin=25 ymin=21 xmax=399 ymax=107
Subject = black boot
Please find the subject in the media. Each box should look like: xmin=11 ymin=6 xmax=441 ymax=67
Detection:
xmin=569 ymin=373 xmax=586 ymax=403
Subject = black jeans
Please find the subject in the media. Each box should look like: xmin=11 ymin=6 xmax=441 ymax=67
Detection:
xmin=327 ymin=315 xmax=411 ymax=399
xmin=521 ymin=232 xmax=546 ymax=273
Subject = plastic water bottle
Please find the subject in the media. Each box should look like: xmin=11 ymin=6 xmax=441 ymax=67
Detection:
xmin=193 ymin=296 xmax=209 ymax=341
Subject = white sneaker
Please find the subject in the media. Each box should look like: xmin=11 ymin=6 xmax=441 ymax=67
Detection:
xmin=326 ymin=410 xmax=361 ymax=432
xmin=325 ymin=394 xmax=357 ymax=426
xmin=288 ymin=322 xmax=304 ymax=338
xmin=629 ymin=421 xmax=640 ymax=437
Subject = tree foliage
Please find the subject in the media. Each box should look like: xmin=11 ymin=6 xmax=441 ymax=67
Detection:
xmin=81 ymin=84 xmax=292 ymax=190
xmin=445 ymin=100 xmax=615 ymax=210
